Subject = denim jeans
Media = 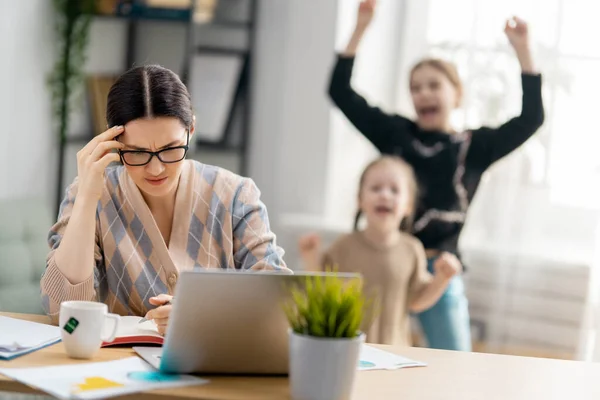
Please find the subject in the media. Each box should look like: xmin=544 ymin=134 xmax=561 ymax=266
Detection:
xmin=415 ymin=257 xmax=472 ymax=351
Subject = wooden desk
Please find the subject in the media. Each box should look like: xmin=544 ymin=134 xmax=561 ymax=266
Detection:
xmin=1 ymin=313 xmax=600 ymax=399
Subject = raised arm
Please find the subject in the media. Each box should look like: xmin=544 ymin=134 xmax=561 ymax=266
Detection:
xmin=506 ymin=16 xmax=536 ymax=75
xmin=328 ymin=0 xmax=415 ymax=154
xmin=341 ymin=0 xmax=375 ymax=58
xmin=469 ymin=17 xmax=545 ymax=168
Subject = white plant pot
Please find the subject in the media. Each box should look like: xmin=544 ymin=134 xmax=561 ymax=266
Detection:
xmin=289 ymin=329 xmax=365 ymax=400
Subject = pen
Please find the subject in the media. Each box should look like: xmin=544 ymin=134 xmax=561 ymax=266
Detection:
xmin=139 ymin=299 xmax=173 ymax=324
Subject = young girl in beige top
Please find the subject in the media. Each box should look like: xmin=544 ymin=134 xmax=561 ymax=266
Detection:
xmin=299 ymin=156 xmax=462 ymax=346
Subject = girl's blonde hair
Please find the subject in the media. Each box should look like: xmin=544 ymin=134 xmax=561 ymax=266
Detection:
xmin=353 ymin=156 xmax=418 ymax=232
xmin=410 ymin=58 xmax=463 ymax=106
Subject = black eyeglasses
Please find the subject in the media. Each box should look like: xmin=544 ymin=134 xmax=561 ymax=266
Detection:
xmin=118 ymin=131 xmax=190 ymax=167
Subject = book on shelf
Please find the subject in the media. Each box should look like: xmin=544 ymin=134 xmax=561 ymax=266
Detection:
xmin=95 ymin=1 xmax=194 ymax=21
xmin=87 ymin=75 xmax=118 ymax=136
xmin=95 ymin=0 xmax=121 ymax=15
xmin=115 ymin=1 xmax=193 ymax=21
xmin=145 ymin=0 xmax=193 ymax=8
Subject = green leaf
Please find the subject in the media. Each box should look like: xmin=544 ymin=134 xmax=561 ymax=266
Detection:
xmin=48 ymin=0 xmax=95 ymax=142
xmin=281 ymin=270 xmax=374 ymax=339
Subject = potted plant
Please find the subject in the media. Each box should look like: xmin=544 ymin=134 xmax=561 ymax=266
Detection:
xmin=47 ymin=0 xmax=95 ymax=214
xmin=283 ymin=272 xmax=372 ymax=400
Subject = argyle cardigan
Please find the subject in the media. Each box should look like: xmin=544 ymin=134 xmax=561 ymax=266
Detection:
xmin=41 ymin=160 xmax=289 ymax=323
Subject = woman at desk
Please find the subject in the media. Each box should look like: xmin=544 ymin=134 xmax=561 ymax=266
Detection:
xmin=41 ymin=65 xmax=289 ymax=333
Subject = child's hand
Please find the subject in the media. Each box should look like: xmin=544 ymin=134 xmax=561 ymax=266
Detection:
xmin=298 ymin=233 xmax=321 ymax=259
xmin=504 ymin=16 xmax=530 ymax=50
xmin=433 ymin=252 xmax=462 ymax=280
xmin=355 ymin=0 xmax=376 ymax=32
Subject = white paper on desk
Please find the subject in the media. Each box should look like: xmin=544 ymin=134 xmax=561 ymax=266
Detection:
xmin=358 ymin=345 xmax=426 ymax=371
xmin=0 ymin=316 xmax=61 ymax=348
xmin=0 ymin=316 xmax=61 ymax=359
xmin=0 ymin=357 xmax=207 ymax=400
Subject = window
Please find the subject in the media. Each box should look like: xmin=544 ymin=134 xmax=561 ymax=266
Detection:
xmin=400 ymin=0 xmax=600 ymax=209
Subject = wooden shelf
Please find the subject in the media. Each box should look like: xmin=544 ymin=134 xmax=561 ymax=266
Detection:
xmin=94 ymin=3 xmax=192 ymax=23
xmin=94 ymin=13 xmax=251 ymax=29
xmin=95 ymin=13 xmax=190 ymax=23
xmin=56 ymin=0 xmax=256 ymax=214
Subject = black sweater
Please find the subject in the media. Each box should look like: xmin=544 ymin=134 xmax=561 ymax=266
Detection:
xmin=329 ymin=55 xmax=544 ymax=255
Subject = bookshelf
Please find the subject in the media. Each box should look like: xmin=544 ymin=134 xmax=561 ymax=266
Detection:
xmin=56 ymin=0 xmax=256 ymax=214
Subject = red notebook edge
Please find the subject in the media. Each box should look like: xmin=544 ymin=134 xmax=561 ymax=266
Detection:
xmin=102 ymin=335 xmax=164 ymax=347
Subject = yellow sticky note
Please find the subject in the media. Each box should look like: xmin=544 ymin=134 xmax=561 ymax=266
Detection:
xmin=72 ymin=376 xmax=124 ymax=393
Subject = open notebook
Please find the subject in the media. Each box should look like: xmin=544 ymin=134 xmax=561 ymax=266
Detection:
xmin=0 ymin=316 xmax=62 ymax=360
xmin=101 ymin=316 xmax=163 ymax=347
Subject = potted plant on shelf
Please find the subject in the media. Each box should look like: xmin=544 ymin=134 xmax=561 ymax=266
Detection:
xmin=48 ymin=0 xmax=95 ymax=214
xmin=284 ymin=272 xmax=373 ymax=400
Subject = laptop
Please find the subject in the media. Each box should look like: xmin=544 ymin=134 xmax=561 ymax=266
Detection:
xmin=134 ymin=269 xmax=361 ymax=375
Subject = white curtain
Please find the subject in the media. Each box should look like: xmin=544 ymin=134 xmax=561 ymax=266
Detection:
xmin=394 ymin=0 xmax=600 ymax=359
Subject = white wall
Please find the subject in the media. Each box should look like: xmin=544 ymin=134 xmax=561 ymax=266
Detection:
xmin=0 ymin=1 xmax=126 ymax=207
xmin=0 ymin=1 xmax=55 ymax=203
xmin=248 ymin=0 xmax=338 ymax=232
xmin=325 ymin=0 xmax=407 ymax=225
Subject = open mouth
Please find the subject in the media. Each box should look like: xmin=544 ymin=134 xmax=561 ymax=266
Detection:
xmin=374 ymin=205 xmax=393 ymax=215
xmin=417 ymin=105 xmax=440 ymax=119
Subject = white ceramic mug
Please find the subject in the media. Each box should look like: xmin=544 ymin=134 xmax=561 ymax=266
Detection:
xmin=59 ymin=301 xmax=120 ymax=359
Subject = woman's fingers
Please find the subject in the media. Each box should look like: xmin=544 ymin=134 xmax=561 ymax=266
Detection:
xmin=95 ymin=153 xmax=121 ymax=171
xmin=145 ymin=295 xmax=174 ymax=336
xmin=153 ymin=318 xmax=168 ymax=326
xmin=80 ymin=125 xmax=124 ymax=156
xmin=89 ymin=140 xmax=124 ymax=163
xmin=145 ymin=305 xmax=172 ymax=320
xmin=149 ymin=294 xmax=173 ymax=306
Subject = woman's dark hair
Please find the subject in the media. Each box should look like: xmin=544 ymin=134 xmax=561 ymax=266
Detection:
xmin=353 ymin=156 xmax=418 ymax=233
xmin=106 ymin=65 xmax=193 ymax=128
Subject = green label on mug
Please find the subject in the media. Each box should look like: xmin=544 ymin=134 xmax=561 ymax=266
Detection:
xmin=63 ymin=317 xmax=79 ymax=334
